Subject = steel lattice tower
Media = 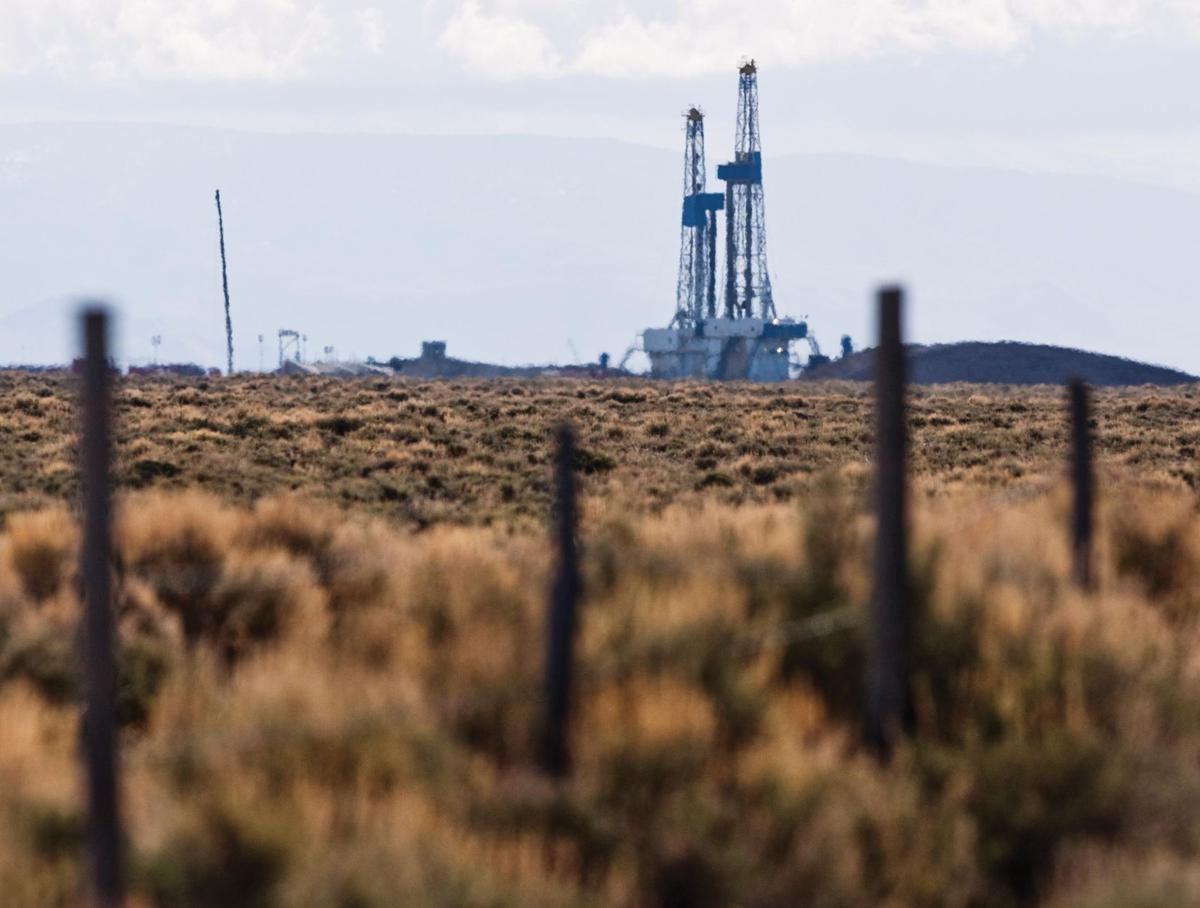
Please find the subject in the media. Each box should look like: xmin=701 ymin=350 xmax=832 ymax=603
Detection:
xmin=718 ymin=61 xmax=775 ymax=320
xmin=674 ymin=108 xmax=725 ymax=328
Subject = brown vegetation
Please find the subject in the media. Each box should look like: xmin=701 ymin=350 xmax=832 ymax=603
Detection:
xmin=0 ymin=372 xmax=1198 ymax=525
xmin=0 ymin=374 xmax=1197 ymax=905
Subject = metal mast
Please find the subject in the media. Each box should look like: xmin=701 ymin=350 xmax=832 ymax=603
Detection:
xmin=718 ymin=61 xmax=775 ymax=320
xmin=215 ymin=190 xmax=234 ymax=375
xmin=674 ymin=108 xmax=725 ymax=328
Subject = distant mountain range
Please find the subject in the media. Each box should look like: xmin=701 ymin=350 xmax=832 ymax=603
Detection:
xmin=0 ymin=123 xmax=1197 ymax=374
xmin=805 ymin=341 xmax=1196 ymax=386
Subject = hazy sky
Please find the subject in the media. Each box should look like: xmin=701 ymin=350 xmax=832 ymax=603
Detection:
xmin=2 ymin=2 xmax=1199 ymax=373
xmin=2 ymin=1 xmax=1199 ymax=191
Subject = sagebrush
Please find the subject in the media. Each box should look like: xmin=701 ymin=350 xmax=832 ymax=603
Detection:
xmin=0 ymin=375 xmax=1197 ymax=906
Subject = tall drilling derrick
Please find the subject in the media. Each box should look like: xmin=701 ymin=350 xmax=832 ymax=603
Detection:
xmin=675 ymin=109 xmax=725 ymax=328
xmin=718 ymin=61 xmax=775 ymax=320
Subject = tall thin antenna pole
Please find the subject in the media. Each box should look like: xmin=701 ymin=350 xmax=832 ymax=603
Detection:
xmin=215 ymin=190 xmax=234 ymax=376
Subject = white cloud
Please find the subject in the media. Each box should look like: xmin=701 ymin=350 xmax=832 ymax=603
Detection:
xmin=358 ymin=6 xmax=388 ymax=56
xmin=1 ymin=0 xmax=1197 ymax=84
xmin=568 ymin=1 xmax=1022 ymax=78
xmin=434 ymin=0 xmax=1200 ymax=79
xmin=0 ymin=0 xmax=385 ymax=81
xmin=436 ymin=1 xmax=561 ymax=79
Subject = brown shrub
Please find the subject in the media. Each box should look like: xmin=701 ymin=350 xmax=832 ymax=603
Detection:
xmin=4 ymin=509 xmax=75 ymax=602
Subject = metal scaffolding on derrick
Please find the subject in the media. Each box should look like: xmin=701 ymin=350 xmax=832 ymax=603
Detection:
xmin=674 ymin=108 xmax=725 ymax=329
xmin=718 ymin=61 xmax=775 ymax=321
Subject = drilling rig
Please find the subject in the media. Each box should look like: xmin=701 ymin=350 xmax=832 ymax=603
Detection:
xmin=674 ymin=108 xmax=724 ymax=328
xmin=643 ymin=62 xmax=811 ymax=381
xmin=720 ymin=61 xmax=774 ymax=320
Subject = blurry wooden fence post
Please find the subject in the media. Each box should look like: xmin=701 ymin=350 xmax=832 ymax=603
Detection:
xmin=539 ymin=424 xmax=582 ymax=778
xmin=80 ymin=308 xmax=124 ymax=908
xmin=1069 ymin=380 xmax=1095 ymax=591
xmin=866 ymin=286 xmax=914 ymax=761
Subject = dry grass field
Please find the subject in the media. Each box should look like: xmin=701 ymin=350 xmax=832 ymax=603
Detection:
xmin=0 ymin=373 xmax=1198 ymax=906
xmin=1 ymin=372 xmax=1198 ymax=522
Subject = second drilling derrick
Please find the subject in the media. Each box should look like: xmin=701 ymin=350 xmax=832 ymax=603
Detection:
xmin=719 ymin=60 xmax=774 ymax=320
xmin=675 ymin=109 xmax=725 ymax=327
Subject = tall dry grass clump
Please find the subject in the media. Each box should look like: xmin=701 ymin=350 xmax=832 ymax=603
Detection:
xmin=1 ymin=482 xmax=1200 ymax=905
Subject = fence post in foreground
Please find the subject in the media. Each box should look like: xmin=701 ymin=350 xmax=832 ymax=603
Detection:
xmin=1069 ymin=379 xmax=1095 ymax=591
xmin=866 ymin=286 xmax=913 ymax=761
xmin=80 ymin=308 xmax=124 ymax=908
xmin=539 ymin=423 xmax=581 ymax=778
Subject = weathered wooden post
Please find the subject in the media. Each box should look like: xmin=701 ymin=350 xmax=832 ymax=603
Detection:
xmin=1069 ymin=379 xmax=1095 ymax=591
xmin=539 ymin=423 xmax=581 ymax=778
xmin=865 ymin=286 xmax=913 ymax=760
xmin=80 ymin=308 xmax=124 ymax=908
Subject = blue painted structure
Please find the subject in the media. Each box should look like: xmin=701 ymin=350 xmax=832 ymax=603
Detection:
xmin=715 ymin=152 xmax=762 ymax=186
xmin=761 ymin=320 xmax=808 ymax=341
xmin=682 ymin=192 xmax=724 ymax=228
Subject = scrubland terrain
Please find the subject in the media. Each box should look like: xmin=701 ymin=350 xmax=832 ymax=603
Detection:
xmin=2 ymin=373 xmax=1198 ymax=522
xmin=0 ymin=374 xmax=1199 ymax=906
